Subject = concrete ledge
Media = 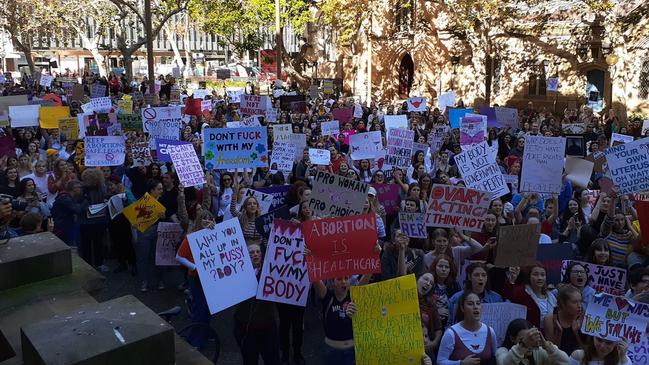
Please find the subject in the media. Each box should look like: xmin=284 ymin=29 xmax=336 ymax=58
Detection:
xmin=0 ymin=232 xmax=72 ymax=291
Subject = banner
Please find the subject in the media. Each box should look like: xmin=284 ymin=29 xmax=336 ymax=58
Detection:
xmin=372 ymin=183 xmax=401 ymax=215
xmin=203 ymin=127 xmax=268 ymax=170
xmin=187 ymin=219 xmax=258 ymax=314
xmin=270 ymin=142 xmax=297 ymax=175
xmin=494 ymin=224 xmax=541 ymax=267
xmin=350 ymin=274 xmax=424 ymax=365
xmin=9 ymin=105 xmax=39 ymax=127
xmin=604 ymin=137 xmax=649 ymax=195
xmin=349 ymin=131 xmax=383 ymax=160
xmin=455 ymin=141 xmax=509 ymax=198
xmin=256 ymin=220 xmax=309 ymax=306
xmin=130 ymin=141 xmax=152 ymax=167
xmin=240 ymin=94 xmax=270 ymax=115
xmin=520 ymin=136 xmax=566 ymax=194
xmin=399 ymin=212 xmax=427 ymax=239
xmin=494 ymin=107 xmax=519 ymax=128
xmin=460 ymin=116 xmax=486 ymax=150
xmin=581 ymin=293 xmax=649 ymax=344
xmin=407 ymin=97 xmax=427 ymax=112
xmin=561 ymin=260 xmax=627 ymax=296
xmin=481 ymin=303 xmax=528 ymax=346
xmin=308 ymin=171 xmax=369 ymax=217
xmin=169 ymin=143 xmax=205 ymax=188
xmin=84 ymin=136 xmax=126 ymax=167
xmin=156 ymin=139 xmax=190 ymax=163
xmin=304 ymin=214 xmax=380 ymax=282
xmin=122 ymin=193 xmax=166 ymax=232
xmin=425 ymin=184 xmax=491 ymax=232
xmin=255 ymin=205 xmax=292 ymax=238
xmin=321 ymin=120 xmax=340 ymax=136
xmin=155 ymin=222 xmax=184 ymax=266
xmin=385 ymin=128 xmax=414 ymax=168
xmin=39 ymin=106 xmax=70 ymax=129
xmin=89 ymin=96 xmax=112 ymax=113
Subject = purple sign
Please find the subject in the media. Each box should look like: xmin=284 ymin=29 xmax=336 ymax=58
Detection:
xmin=156 ymin=139 xmax=191 ymax=162
xmin=371 ymin=183 xmax=401 ymax=215
xmin=257 ymin=185 xmax=292 ymax=212
xmin=479 ymin=106 xmax=499 ymax=128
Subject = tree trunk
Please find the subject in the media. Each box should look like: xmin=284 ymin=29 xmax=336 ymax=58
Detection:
xmin=23 ymin=48 xmax=36 ymax=76
xmin=88 ymin=42 xmax=107 ymax=77
xmin=484 ymin=53 xmax=492 ymax=105
xmin=164 ymin=26 xmax=184 ymax=70
xmin=279 ymin=43 xmax=311 ymax=90
xmin=122 ymin=50 xmax=135 ymax=82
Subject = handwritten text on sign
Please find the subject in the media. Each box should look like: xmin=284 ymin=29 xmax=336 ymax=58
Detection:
xmin=604 ymin=137 xmax=649 ymax=195
xmin=561 ymin=260 xmax=627 ymax=296
xmin=581 ymin=293 xmax=649 ymax=344
xmin=425 ymin=184 xmax=491 ymax=232
xmin=520 ymin=136 xmax=566 ymax=194
xmin=155 ymin=222 xmax=184 ymax=266
xmin=308 ymin=171 xmax=369 ymax=217
xmin=399 ymin=212 xmax=427 ymax=239
xmin=304 ymin=214 xmax=380 ymax=282
xmin=256 ymin=220 xmax=310 ymax=306
xmin=84 ymin=136 xmax=126 ymax=167
xmin=203 ymin=127 xmax=268 ymax=170
xmin=454 ymin=141 xmax=509 ymax=198
xmin=169 ymin=144 xmax=205 ymax=188
xmin=386 ymin=128 xmax=414 ymax=168
xmin=187 ymin=219 xmax=258 ymax=314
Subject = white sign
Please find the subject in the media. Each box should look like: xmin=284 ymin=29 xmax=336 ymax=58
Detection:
xmin=193 ymin=89 xmax=209 ymax=99
xmin=454 ymin=141 xmax=509 ymax=198
xmin=309 ymin=148 xmax=331 ymax=165
xmin=271 ymin=142 xmax=297 ymax=176
xmin=349 ymin=131 xmax=383 ymax=160
xmin=242 ymin=188 xmax=273 ymax=214
xmin=39 ymin=74 xmax=53 ymax=88
xmin=169 ymin=144 xmax=205 ymax=188
xmin=141 ymin=106 xmax=182 ymax=140
xmin=604 ymin=137 xmax=649 ymax=195
xmin=407 ymin=97 xmax=427 ymax=112
xmin=84 ymin=136 xmax=126 ymax=167
xmin=226 ymin=88 xmax=244 ymax=103
xmin=272 ymin=124 xmax=293 ymax=142
xmin=187 ymin=219 xmax=258 ymax=314
xmin=89 ymin=97 xmax=113 ymax=113
xmin=610 ymin=133 xmax=634 ymax=147
xmin=201 ymin=100 xmax=212 ymax=112
xmin=481 ymin=303 xmax=528 ymax=346
xmin=384 ymin=115 xmax=408 ymax=131
xmin=353 ymin=104 xmax=363 ymax=118
xmin=321 ymin=120 xmax=340 ymax=136
xmin=437 ymin=92 xmax=456 ymax=113
xmin=9 ymin=105 xmax=40 ymax=127
xmin=240 ymin=95 xmax=270 ymax=116
xmin=265 ymin=108 xmax=278 ymax=123
xmin=520 ymin=136 xmax=566 ymax=194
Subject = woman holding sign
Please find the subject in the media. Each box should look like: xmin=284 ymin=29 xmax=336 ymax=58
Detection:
xmin=231 ymin=181 xmax=263 ymax=246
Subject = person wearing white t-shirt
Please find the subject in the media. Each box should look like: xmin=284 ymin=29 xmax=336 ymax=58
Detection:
xmin=21 ymin=160 xmax=51 ymax=201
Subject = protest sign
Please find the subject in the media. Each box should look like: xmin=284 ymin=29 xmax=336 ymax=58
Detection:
xmin=309 ymin=171 xmax=369 ymax=217
xmin=265 ymin=108 xmax=278 ymax=123
xmin=321 ymin=120 xmax=340 ymax=136
xmin=240 ymin=95 xmax=270 ymax=116
xmin=642 ymin=120 xmax=649 ymax=136
xmin=494 ymin=107 xmax=519 ymax=128
xmin=309 ymin=85 xmax=321 ymax=100
xmin=537 ymin=243 xmax=575 ymax=285
xmin=39 ymin=106 xmax=70 ymax=129
xmin=454 ymin=141 xmax=509 ymax=198
xmin=438 ymin=92 xmax=456 ymax=113
xmin=272 ymin=124 xmax=293 ymax=142
xmin=407 ymin=97 xmax=427 ymax=112
xmin=372 ymin=183 xmax=401 ymax=215
xmin=203 ymin=127 xmax=269 ymax=170
xmin=604 ymin=137 xmax=649 ymax=195
xmin=122 ymin=193 xmax=166 ymax=232
xmin=494 ymin=224 xmax=541 ymax=267
xmin=349 ymin=131 xmax=383 ymax=160
xmin=117 ymin=113 xmax=143 ymax=131
xmin=384 ymin=115 xmax=408 ymax=131
xmin=169 ymin=143 xmax=205 ymax=188
xmin=187 ymin=219 xmax=258 ymax=314
xmin=57 ymin=117 xmax=78 ymax=142
xmin=503 ymin=174 xmax=519 ymax=194
xmin=156 ymin=139 xmax=190 ymax=163
xmin=629 ymin=335 xmax=649 ymax=364
xmin=460 ymin=116 xmax=486 ymax=150
xmin=89 ymin=97 xmax=112 ymax=113
xmin=611 ymin=133 xmax=634 ymax=147
xmin=385 ymin=128 xmax=414 ymax=168
xmin=479 ymin=106 xmax=499 ymax=128
xmin=309 ymin=148 xmax=331 ymax=165
xmin=0 ymin=135 xmax=16 ymax=158
xmin=118 ymin=97 xmax=133 ymax=114
xmin=581 ymin=293 xmax=649 ymax=344
xmin=257 ymin=185 xmax=292 ymax=212
xmin=322 ymin=79 xmax=334 ymax=94
xmin=399 ymin=212 xmax=427 ymax=239
xmin=565 ymin=157 xmax=595 ymax=188
xmin=201 ymin=100 xmax=212 ymax=112
xmin=91 ymin=84 xmax=107 ymax=98
xmin=481 ymin=303 xmax=528 ymax=346
xmin=448 ymin=108 xmax=473 ymax=129
xmin=241 ymin=188 xmax=273 ymax=214
xmin=304 ymin=214 xmax=380 ymax=282
xmin=130 ymin=141 xmax=153 ymax=167
xmin=353 ymin=104 xmax=363 ymax=118
xmin=226 ymin=88 xmax=244 ymax=103
xmin=520 ymin=136 xmax=566 ymax=194
xmin=9 ymin=105 xmax=40 ymax=127
xmin=0 ymin=94 xmax=29 ymax=125
xmin=84 ymin=136 xmax=126 ymax=167
xmin=256 ymin=220 xmax=309 ymax=306
xmin=561 ymin=260 xmax=627 ymax=296
xmin=279 ymin=95 xmax=306 ymax=110
xmin=39 ymin=74 xmax=53 ymax=88
xmin=255 ymin=205 xmax=292 ymax=238
xmin=270 ymin=142 xmax=297 ymax=175
xmin=350 ymin=274 xmax=424 ymax=365
xmin=428 ymin=124 xmax=450 ymax=153
xmin=107 ymin=194 xmax=125 ymax=220
xmin=412 ymin=142 xmax=428 ymax=157
xmin=332 ymin=107 xmax=353 ymax=124
xmin=155 ymin=222 xmax=183 ymax=266
xmin=141 ymin=106 xmax=182 ymax=140
xmin=425 ymin=184 xmax=491 ymax=231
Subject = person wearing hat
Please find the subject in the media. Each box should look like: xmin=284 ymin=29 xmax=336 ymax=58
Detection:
xmin=367 ymin=186 xmax=387 ymax=227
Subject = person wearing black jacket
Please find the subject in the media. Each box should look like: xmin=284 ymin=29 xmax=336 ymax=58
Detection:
xmin=51 ymin=180 xmax=85 ymax=246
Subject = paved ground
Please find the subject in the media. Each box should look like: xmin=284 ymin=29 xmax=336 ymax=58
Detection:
xmin=94 ymin=259 xmax=325 ymax=364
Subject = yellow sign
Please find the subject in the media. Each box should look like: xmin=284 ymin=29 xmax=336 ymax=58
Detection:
xmin=40 ymin=106 xmax=70 ymax=129
xmin=58 ymin=117 xmax=79 ymax=141
xmin=350 ymin=274 xmax=424 ymax=365
xmin=122 ymin=193 xmax=166 ymax=232
xmin=118 ymin=98 xmax=133 ymax=114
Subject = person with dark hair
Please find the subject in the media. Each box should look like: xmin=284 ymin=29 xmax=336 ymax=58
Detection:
xmin=585 ymin=239 xmax=611 ymax=266
xmin=625 ymin=267 xmax=649 ymax=299
xmin=437 ymin=291 xmax=497 ymax=364
xmin=78 ymin=168 xmax=108 ymax=271
xmin=504 ymin=264 xmax=557 ymax=329
xmin=543 ymin=286 xmax=584 ymax=356
xmin=51 ymin=180 xmax=85 ymax=245
xmin=447 ymin=262 xmax=504 ymax=326
xmin=496 ymin=318 xmax=570 ymax=365
xmin=430 ymin=253 xmax=461 ymax=329
xmin=134 ymin=179 xmax=166 ymax=292
xmin=569 ymin=335 xmax=631 ymax=365
xmin=600 ymin=192 xmax=638 ymax=267
xmin=557 ymin=262 xmax=595 ymax=308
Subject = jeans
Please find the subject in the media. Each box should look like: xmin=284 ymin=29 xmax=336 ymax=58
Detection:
xmin=134 ymin=223 xmax=160 ymax=285
xmin=322 ymin=343 xmax=355 ymax=365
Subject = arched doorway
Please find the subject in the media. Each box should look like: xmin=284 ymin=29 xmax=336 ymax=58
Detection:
xmin=586 ymin=69 xmax=606 ymax=112
xmin=398 ymin=54 xmax=414 ymax=99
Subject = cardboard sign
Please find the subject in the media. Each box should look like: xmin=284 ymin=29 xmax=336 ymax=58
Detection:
xmin=39 ymin=106 xmax=70 ymax=129
xmin=169 ymin=144 xmax=205 ymax=188
xmin=454 ymin=141 xmax=509 ymax=198
xmin=240 ymin=94 xmax=270 ymax=115
xmin=481 ymin=303 xmax=528 ymax=346
xmin=494 ymin=224 xmax=541 ymax=267
xmin=350 ymin=274 xmax=424 ymax=365
xmin=321 ymin=120 xmax=340 ymax=136
xmin=270 ymin=142 xmax=297 ymax=175
xmin=561 ymin=260 xmax=627 ymax=296
xmin=308 ymin=171 xmax=369 ymax=217
xmin=130 ymin=141 xmax=153 ymax=167
xmin=241 ymin=188 xmax=273 ymax=214
xmin=537 ymin=243 xmax=575 ymax=285
xmin=460 ymin=116 xmax=486 ymax=150
xmin=256 ymin=220 xmax=309 ymax=306
xmin=349 ymin=131 xmax=383 ymax=160
xmin=255 ymin=205 xmax=292 ymax=238
xmin=203 ymin=127 xmax=269 ymax=170
xmin=604 ymin=137 xmax=649 ymax=194
xmin=399 ymin=212 xmax=427 ymax=239
xmin=84 ymin=136 xmax=126 ymax=167
xmin=89 ymin=96 xmax=112 ymax=113
xmin=581 ymin=293 xmax=649 ymax=344
xmin=122 ymin=193 xmax=166 ymax=232
xmin=407 ymin=97 xmax=427 ymax=112
xmin=156 ymin=139 xmax=191 ymax=163
xmin=9 ymin=105 xmax=40 ymax=127
xmin=304 ymin=214 xmax=380 ymax=282
xmin=448 ymin=108 xmax=473 ymax=129
xmin=187 ymin=219 xmax=258 ymax=314
xmin=372 ymin=183 xmax=401 ymax=215
xmin=385 ymin=128 xmax=414 ymax=168
xmin=425 ymin=184 xmax=491 ymax=232
xmin=309 ymin=148 xmax=331 ymax=165
xmin=565 ymin=157 xmax=595 ymax=189
xmin=520 ymin=136 xmax=566 ymax=194
xmin=494 ymin=107 xmax=519 ymax=128
xmin=155 ymin=222 xmax=183 ymax=266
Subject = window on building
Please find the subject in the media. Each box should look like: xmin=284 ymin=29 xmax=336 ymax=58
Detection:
xmin=395 ymin=0 xmax=414 ymax=33
xmin=528 ymin=63 xmax=547 ymax=96
xmin=640 ymin=59 xmax=649 ymax=99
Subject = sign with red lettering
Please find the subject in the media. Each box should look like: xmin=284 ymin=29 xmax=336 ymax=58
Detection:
xmin=240 ymin=94 xmax=270 ymax=116
xmin=581 ymin=293 xmax=649 ymax=344
xmin=425 ymin=184 xmax=491 ymax=232
xmin=561 ymin=260 xmax=627 ymax=296
xmin=256 ymin=220 xmax=310 ymax=306
xmin=304 ymin=214 xmax=380 ymax=282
